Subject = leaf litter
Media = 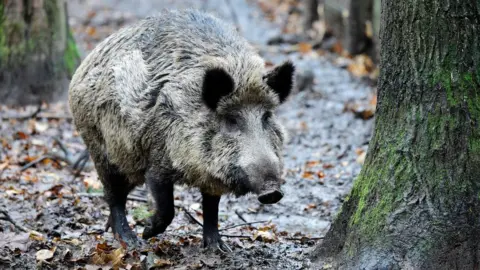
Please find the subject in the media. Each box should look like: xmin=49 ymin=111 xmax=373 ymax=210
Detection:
xmin=0 ymin=0 xmax=375 ymax=269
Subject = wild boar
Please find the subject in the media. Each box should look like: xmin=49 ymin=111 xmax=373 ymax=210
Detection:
xmin=68 ymin=9 xmax=294 ymax=252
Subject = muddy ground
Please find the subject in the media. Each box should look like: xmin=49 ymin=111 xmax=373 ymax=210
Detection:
xmin=0 ymin=0 xmax=375 ymax=269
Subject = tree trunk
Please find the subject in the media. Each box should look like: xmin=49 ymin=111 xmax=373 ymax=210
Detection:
xmin=302 ymin=0 xmax=319 ymax=32
xmin=312 ymin=0 xmax=480 ymax=269
xmin=345 ymin=0 xmax=371 ymax=55
xmin=0 ymin=0 xmax=79 ymax=106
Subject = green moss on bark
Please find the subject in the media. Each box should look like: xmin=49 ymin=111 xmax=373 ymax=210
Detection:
xmin=64 ymin=29 xmax=80 ymax=77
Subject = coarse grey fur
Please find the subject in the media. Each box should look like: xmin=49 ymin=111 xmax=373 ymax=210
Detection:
xmin=68 ymin=9 xmax=294 ymax=248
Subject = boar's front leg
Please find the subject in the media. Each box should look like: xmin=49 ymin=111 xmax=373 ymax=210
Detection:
xmin=142 ymin=172 xmax=175 ymax=239
xmin=100 ymin=168 xmax=138 ymax=248
xmin=202 ymin=192 xmax=232 ymax=253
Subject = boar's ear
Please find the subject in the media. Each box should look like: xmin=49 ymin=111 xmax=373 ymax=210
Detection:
xmin=264 ymin=61 xmax=295 ymax=103
xmin=202 ymin=68 xmax=235 ymax=111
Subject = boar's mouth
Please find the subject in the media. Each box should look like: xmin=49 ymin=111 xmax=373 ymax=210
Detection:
xmin=257 ymin=189 xmax=283 ymax=204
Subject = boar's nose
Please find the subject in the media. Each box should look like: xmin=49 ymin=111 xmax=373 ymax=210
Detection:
xmin=258 ymin=189 xmax=283 ymax=204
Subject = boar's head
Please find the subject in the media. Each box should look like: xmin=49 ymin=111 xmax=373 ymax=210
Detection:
xmin=201 ymin=61 xmax=295 ymax=204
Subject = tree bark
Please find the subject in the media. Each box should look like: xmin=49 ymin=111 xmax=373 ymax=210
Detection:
xmin=0 ymin=0 xmax=79 ymax=105
xmin=312 ymin=0 xmax=480 ymax=269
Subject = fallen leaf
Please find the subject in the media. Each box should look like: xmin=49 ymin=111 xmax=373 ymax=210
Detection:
xmin=0 ymin=232 xmax=30 ymax=251
xmin=300 ymin=121 xmax=308 ymax=130
xmin=356 ymin=152 xmax=366 ymax=165
xmin=347 ymin=54 xmax=374 ymax=77
xmin=316 ymin=171 xmax=325 ymax=178
xmin=16 ymin=131 xmax=29 ymax=140
xmin=331 ymin=41 xmax=344 ymax=55
xmin=355 ymin=148 xmax=365 ymax=156
xmin=0 ymin=161 xmax=8 ymax=171
xmin=84 ymin=175 xmax=103 ymax=190
xmin=302 ymin=171 xmax=315 ymax=179
xmin=36 ymin=249 xmax=54 ymax=261
xmin=153 ymin=258 xmax=173 ymax=267
xmin=189 ymin=203 xmax=201 ymax=211
xmin=370 ymin=94 xmax=377 ymax=106
xmin=87 ymin=10 xmax=97 ymax=19
xmin=145 ymin=252 xmax=172 ymax=269
xmin=34 ymin=121 xmax=49 ymax=133
xmin=304 ymin=203 xmax=317 ymax=211
xmin=252 ymin=230 xmax=277 ymax=243
xmin=323 ymin=164 xmax=334 ymax=169
xmin=305 ymin=160 xmax=320 ymax=167
xmin=297 ymin=42 xmax=312 ymax=54
xmin=86 ymin=26 xmax=97 ymax=37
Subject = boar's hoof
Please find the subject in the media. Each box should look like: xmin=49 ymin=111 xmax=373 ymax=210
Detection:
xmin=204 ymin=238 xmax=232 ymax=253
xmin=106 ymin=213 xmax=139 ymax=249
xmin=258 ymin=190 xmax=284 ymax=204
xmin=113 ymin=230 xmax=139 ymax=249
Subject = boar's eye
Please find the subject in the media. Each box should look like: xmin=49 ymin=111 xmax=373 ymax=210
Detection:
xmin=224 ymin=115 xmax=240 ymax=131
xmin=262 ymin=111 xmax=272 ymax=126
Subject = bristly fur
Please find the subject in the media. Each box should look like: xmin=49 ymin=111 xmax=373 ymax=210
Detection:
xmin=68 ymin=9 xmax=295 ymax=197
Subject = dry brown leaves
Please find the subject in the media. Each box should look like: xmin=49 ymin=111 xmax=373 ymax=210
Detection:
xmin=344 ymin=94 xmax=377 ymax=120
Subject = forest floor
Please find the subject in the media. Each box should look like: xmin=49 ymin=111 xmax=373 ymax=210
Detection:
xmin=0 ymin=0 xmax=376 ymax=269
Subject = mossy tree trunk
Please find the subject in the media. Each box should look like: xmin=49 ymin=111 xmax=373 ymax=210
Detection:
xmin=0 ymin=0 xmax=80 ymax=105
xmin=313 ymin=0 xmax=480 ymax=269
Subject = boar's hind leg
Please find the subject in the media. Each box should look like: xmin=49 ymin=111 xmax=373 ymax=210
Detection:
xmin=202 ymin=193 xmax=232 ymax=253
xmin=87 ymin=147 xmax=138 ymax=247
xmin=142 ymin=173 xmax=175 ymax=239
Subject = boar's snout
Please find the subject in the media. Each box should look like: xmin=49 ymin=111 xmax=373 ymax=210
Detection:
xmin=258 ymin=189 xmax=283 ymax=204
xmin=241 ymin=152 xmax=284 ymax=204
xmin=256 ymin=174 xmax=284 ymax=204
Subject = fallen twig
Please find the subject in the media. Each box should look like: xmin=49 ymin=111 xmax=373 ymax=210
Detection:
xmin=52 ymin=136 xmax=69 ymax=157
xmin=0 ymin=209 xmax=44 ymax=237
xmin=1 ymin=102 xmax=42 ymax=120
xmin=1 ymin=113 xmax=73 ymax=121
xmin=219 ymin=221 xmax=267 ymax=231
xmin=220 ymin=234 xmax=251 ymax=239
xmin=73 ymin=192 xmax=148 ymax=203
xmin=234 ymin=209 xmax=248 ymax=223
xmin=20 ymin=153 xmax=70 ymax=171
xmin=180 ymin=206 xmax=203 ymax=227
xmin=284 ymin=236 xmax=323 ymax=241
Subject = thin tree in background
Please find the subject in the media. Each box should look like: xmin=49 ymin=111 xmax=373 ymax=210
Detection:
xmin=0 ymin=0 xmax=80 ymax=105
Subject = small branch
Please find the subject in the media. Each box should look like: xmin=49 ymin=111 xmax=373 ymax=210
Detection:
xmin=1 ymin=113 xmax=73 ymax=121
xmin=74 ymin=192 xmax=148 ymax=203
xmin=234 ymin=209 xmax=248 ymax=223
xmin=220 ymin=234 xmax=251 ymax=239
xmin=52 ymin=136 xmax=70 ymax=157
xmin=180 ymin=207 xmax=203 ymax=227
xmin=2 ymin=102 xmax=43 ymax=120
xmin=0 ymin=209 xmax=44 ymax=237
xmin=20 ymin=153 xmax=70 ymax=171
xmin=284 ymin=236 xmax=323 ymax=241
xmin=219 ymin=221 xmax=267 ymax=231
